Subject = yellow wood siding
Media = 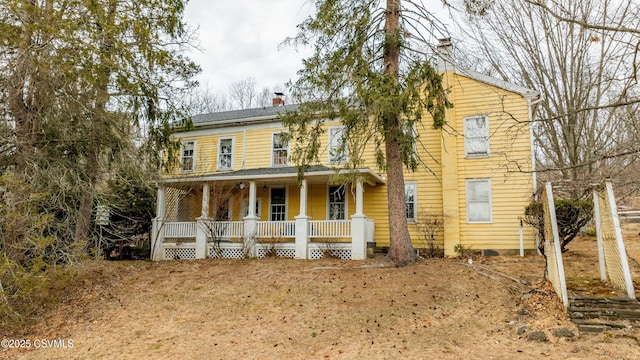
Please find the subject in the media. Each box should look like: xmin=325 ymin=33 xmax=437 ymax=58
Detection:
xmin=163 ymin=70 xmax=536 ymax=254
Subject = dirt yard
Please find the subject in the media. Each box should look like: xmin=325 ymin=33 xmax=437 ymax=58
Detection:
xmin=2 ymin=225 xmax=640 ymax=360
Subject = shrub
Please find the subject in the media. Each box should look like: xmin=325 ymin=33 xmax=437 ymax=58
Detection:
xmin=523 ymin=197 xmax=593 ymax=253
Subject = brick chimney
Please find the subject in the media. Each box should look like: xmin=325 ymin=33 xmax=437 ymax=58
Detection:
xmin=272 ymin=92 xmax=285 ymax=106
xmin=436 ymin=38 xmax=454 ymax=72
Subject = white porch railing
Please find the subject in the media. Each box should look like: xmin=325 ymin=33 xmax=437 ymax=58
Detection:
xmin=203 ymin=220 xmax=244 ymax=239
xmin=164 ymin=222 xmax=197 ymax=238
xmin=309 ymin=220 xmax=351 ymax=238
xmin=154 ymin=218 xmax=374 ymax=261
xmin=256 ymin=221 xmax=295 ymax=239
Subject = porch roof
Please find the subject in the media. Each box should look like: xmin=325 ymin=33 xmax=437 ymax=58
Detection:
xmin=160 ymin=165 xmax=386 ymax=186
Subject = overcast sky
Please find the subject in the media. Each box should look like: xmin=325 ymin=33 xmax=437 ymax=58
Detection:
xmin=183 ymin=1 xmax=452 ymax=97
xmin=183 ymin=0 xmax=315 ymax=96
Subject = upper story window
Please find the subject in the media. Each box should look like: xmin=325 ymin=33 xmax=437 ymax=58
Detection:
xmin=466 ymin=178 xmax=492 ymax=223
xmin=181 ymin=141 xmax=195 ymax=172
xmin=464 ymin=115 xmax=489 ymax=158
xmin=328 ymin=126 xmax=348 ymax=165
xmin=402 ymin=121 xmax=418 ymax=163
xmin=328 ymin=185 xmax=346 ymax=220
xmin=405 ymin=182 xmax=416 ymax=222
xmin=272 ymin=132 xmax=289 ymax=166
xmin=217 ymin=137 xmax=234 ymax=170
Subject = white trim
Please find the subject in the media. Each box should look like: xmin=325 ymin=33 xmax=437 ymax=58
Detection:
xmin=268 ymin=186 xmax=288 ymax=221
xmin=271 ymin=131 xmax=289 ymax=167
xmin=160 ymin=167 xmax=386 ymax=185
xmin=217 ymin=136 xmax=235 ymax=171
xmin=327 ymin=184 xmax=348 ymax=220
xmin=465 ymin=178 xmax=493 ymax=224
xmin=241 ymin=198 xmax=262 ymax=220
xmin=328 ymin=126 xmax=348 ymax=165
xmin=404 ymin=181 xmax=417 ymax=223
xmin=463 ymin=115 xmax=490 ymax=158
xmin=180 ymin=140 xmax=196 ymax=173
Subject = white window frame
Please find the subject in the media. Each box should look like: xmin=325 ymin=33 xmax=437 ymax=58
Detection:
xmin=405 ymin=182 xmax=417 ymax=223
xmin=464 ymin=115 xmax=490 ymax=158
xmin=269 ymin=187 xmax=288 ymax=221
xmin=328 ymin=126 xmax=348 ymax=165
xmin=180 ymin=140 xmax=196 ymax=173
xmin=402 ymin=121 xmax=418 ymax=162
xmin=466 ymin=178 xmax=493 ymax=223
xmin=217 ymin=137 xmax=234 ymax=171
xmin=241 ymin=198 xmax=262 ymax=219
xmin=327 ymin=185 xmax=348 ymax=220
xmin=212 ymin=198 xmax=232 ymax=221
xmin=271 ymin=132 xmax=289 ymax=167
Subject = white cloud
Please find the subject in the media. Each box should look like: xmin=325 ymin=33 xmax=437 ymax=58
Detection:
xmin=184 ymin=0 xmax=314 ymax=95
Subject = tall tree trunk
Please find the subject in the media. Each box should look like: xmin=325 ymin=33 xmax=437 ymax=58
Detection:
xmin=383 ymin=0 xmax=415 ymax=266
xmin=74 ymin=0 xmax=117 ymax=243
xmin=8 ymin=0 xmax=37 ymax=173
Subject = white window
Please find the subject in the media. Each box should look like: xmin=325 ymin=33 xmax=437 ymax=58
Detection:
xmin=464 ymin=115 xmax=489 ymax=158
xmin=269 ymin=187 xmax=287 ymax=221
xmin=402 ymin=121 xmax=418 ymax=163
xmin=272 ymin=132 xmax=289 ymax=166
xmin=328 ymin=126 xmax=348 ymax=164
xmin=466 ymin=178 xmax=492 ymax=223
xmin=181 ymin=141 xmax=195 ymax=172
xmin=328 ymin=185 xmax=346 ymax=220
xmin=217 ymin=137 xmax=234 ymax=170
xmin=241 ymin=198 xmax=262 ymax=219
xmin=405 ymin=182 xmax=416 ymax=222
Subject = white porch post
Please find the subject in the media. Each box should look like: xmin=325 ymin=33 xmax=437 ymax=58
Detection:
xmin=201 ymin=182 xmax=210 ymax=218
xmin=244 ymin=181 xmax=258 ymax=257
xmin=351 ymin=180 xmax=367 ymax=260
xmin=195 ymin=183 xmax=210 ymax=259
xmin=151 ymin=185 xmax=166 ymax=261
xmin=295 ymin=179 xmax=310 ymax=259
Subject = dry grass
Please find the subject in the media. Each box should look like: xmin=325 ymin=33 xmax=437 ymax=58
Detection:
xmin=1 ymin=224 xmax=640 ymax=359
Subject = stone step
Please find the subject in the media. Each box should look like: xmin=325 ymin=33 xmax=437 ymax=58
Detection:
xmin=569 ymin=307 xmax=640 ymax=321
xmin=568 ymin=296 xmax=640 ymax=331
xmin=572 ymin=319 xmax=640 ymax=333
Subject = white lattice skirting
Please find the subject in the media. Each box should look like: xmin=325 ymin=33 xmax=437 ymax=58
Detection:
xmin=164 ymin=247 xmax=196 ymax=260
xmin=256 ymin=245 xmax=297 ymax=258
xmin=162 ymin=242 xmax=353 ymax=260
xmin=209 ymin=246 xmax=246 ymax=259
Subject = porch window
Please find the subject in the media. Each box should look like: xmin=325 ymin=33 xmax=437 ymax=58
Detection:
xmin=213 ymin=198 xmax=231 ymax=221
xmin=218 ymin=137 xmax=233 ymax=170
xmin=466 ymin=178 xmax=492 ymax=223
xmin=272 ymin=132 xmax=288 ymax=166
xmin=328 ymin=185 xmax=346 ymax=220
xmin=405 ymin=182 xmax=416 ymax=222
xmin=181 ymin=141 xmax=195 ymax=172
xmin=464 ymin=115 xmax=489 ymax=158
xmin=242 ymin=199 xmax=262 ymax=219
xmin=328 ymin=126 xmax=348 ymax=164
xmin=270 ymin=187 xmax=286 ymax=221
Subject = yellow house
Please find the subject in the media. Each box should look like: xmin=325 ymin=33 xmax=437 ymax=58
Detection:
xmin=151 ymin=40 xmax=540 ymax=260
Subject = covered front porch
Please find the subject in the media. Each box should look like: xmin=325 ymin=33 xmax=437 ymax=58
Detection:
xmin=151 ymin=166 xmax=383 ymax=260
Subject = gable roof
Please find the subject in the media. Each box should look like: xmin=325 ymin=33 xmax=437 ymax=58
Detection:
xmin=455 ymin=68 xmax=540 ymax=100
xmin=435 ymin=40 xmax=539 ymax=100
xmin=191 ymin=104 xmax=299 ymax=127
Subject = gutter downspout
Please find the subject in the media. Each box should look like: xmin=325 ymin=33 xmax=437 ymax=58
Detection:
xmin=528 ymin=95 xmax=543 ymax=255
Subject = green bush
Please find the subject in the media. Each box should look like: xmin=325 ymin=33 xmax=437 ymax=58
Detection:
xmin=523 ymin=197 xmax=593 ymax=253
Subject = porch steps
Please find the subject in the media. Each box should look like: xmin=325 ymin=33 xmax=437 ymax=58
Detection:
xmin=568 ymin=296 xmax=640 ymax=332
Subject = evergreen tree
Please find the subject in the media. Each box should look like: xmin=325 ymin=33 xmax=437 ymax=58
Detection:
xmin=283 ymin=0 xmax=451 ymax=266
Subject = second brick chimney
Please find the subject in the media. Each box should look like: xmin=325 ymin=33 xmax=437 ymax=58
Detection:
xmin=272 ymin=92 xmax=285 ymax=106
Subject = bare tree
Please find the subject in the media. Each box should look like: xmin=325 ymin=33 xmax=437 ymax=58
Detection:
xmin=186 ymin=85 xmax=231 ymax=114
xmin=229 ymin=78 xmax=259 ymax=109
xmin=451 ymin=0 xmax=640 ymax=192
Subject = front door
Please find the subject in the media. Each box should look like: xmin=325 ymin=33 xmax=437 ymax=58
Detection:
xmin=270 ymin=187 xmax=286 ymax=221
